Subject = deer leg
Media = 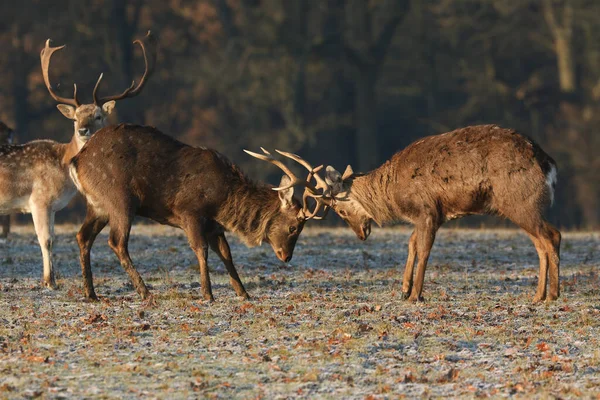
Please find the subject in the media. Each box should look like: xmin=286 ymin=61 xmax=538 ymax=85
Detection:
xmin=31 ymin=205 xmax=57 ymax=289
xmin=208 ymin=232 xmax=250 ymax=300
xmin=0 ymin=215 xmax=9 ymax=239
xmin=402 ymin=231 xmax=417 ymax=300
xmin=527 ymin=233 xmax=548 ymax=303
xmin=107 ymin=222 xmax=150 ymax=300
xmin=408 ymin=217 xmax=438 ymax=302
xmin=185 ymin=220 xmax=214 ymax=301
xmin=76 ymin=208 xmax=108 ymax=300
xmin=544 ymin=222 xmax=561 ymax=301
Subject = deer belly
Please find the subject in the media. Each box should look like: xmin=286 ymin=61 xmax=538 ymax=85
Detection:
xmin=0 ymin=195 xmax=31 ymax=214
xmin=51 ymin=186 xmax=77 ymax=212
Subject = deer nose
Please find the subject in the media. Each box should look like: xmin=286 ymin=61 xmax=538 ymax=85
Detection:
xmin=276 ymin=249 xmax=292 ymax=263
xmin=78 ymin=128 xmax=90 ymax=136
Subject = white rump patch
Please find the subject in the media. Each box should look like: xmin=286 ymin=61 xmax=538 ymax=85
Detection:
xmin=545 ymin=164 xmax=557 ymax=206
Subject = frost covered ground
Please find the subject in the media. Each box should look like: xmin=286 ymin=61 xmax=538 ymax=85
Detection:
xmin=0 ymin=224 xmax=599 ymax=399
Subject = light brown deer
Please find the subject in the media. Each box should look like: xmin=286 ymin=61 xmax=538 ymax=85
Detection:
xmin=69 ymin=127 xmax=324 ymax=301
xmin=254 ymin=125 xmax=561 ymax=303
xmin=0 ymin=32 xmax=155 ymax=288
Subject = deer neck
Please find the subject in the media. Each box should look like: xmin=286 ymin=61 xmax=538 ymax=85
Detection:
xmin=348 ymin=167 xmax=397 ymax=226
xmin=216 ymin=181 xmax=279 ymax=247
xmin=60 ymin=134 xmax=85 ymax=166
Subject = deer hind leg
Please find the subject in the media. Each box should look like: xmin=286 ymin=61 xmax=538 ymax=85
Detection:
xmin=185 ymin=219 xmax=214 ymax=301
xmin=208 ymin=230 xmax=250 ymax=300
xmin=527 ymin=233 xmax=549 ymax=303
xmin=402 ymin=231 xmax=417 ymax=300
xmin=76 ymin=207 xmax=108 ymax=300
xmin=543 ymin=222 xmax=561 ymax=301
xmin=0 ymin=215 xmax=9 ymax=239
xmin=408 ymin=216 xmax=439 ymax=302
xmin=31 ymin=205 xmax=57 ymax=289
xmin=107 ymin=218 xmax=150 ymax=300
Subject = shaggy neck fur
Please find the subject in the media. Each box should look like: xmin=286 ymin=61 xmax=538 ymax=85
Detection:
xmin=347 ymin=162 xmax=400 ymax=226
xmin=216 ymin=171 xmax=281 ymax=247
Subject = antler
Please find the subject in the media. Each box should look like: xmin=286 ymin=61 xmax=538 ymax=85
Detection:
xmin=244 ymin=148 xmax=332 ymax=220
xmin=275 ymin=150 xmax=333 ymax=220
xmin=93 ymin=30 xmax=157 ymax=105
xmin=40 ymin=39 xmax=81 ymax=107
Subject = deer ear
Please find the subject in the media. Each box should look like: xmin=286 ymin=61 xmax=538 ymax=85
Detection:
xmin=342 ymin=165 xmax=354 ymax=181
xmin=277 ymin=175 xmax=295 ymax=208
xmin=325 ymin=166 xmax=344 ymax=194
xmin=56 ymin=104 xmax=76 ymax=120
xmin=102 ymin=100 xmax=116 ymax=115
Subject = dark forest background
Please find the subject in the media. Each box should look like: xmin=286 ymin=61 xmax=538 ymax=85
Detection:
xmin=0 ymin=0 xmax=598 ymax=229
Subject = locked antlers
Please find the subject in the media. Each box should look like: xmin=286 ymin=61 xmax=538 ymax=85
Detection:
xmin=244 ymin=148 xmax=332 ymax=220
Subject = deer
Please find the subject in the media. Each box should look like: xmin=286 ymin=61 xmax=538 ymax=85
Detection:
xmin=0 ymin=122 xmax=15 ymax=238
xmin=0 ymin=32 xmax=155 ymax=289
xmin=251 ymin=125 xmax=561 ymax=303
xmin=69 ymin=125 xmax=325 ymax=302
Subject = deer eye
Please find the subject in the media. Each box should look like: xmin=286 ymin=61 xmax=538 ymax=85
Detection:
xmin=338 ymin=209 xmax=348 ymax=217
xmin=289 ymin=226 xmax=297 ymax=234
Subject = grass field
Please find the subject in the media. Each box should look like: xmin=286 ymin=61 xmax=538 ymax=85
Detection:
xmin=0 ymin=224 xmax=599 ymax=399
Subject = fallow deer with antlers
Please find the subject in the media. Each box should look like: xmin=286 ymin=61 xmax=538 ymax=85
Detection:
xmin=252 ymin=125 xmax=561 ymax=303
xmin=69 ymin=126 xmax=325 ymax=301
xmin=0 ymin=32 xmax=155 ymax=288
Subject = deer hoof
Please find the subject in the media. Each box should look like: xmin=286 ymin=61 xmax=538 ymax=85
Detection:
xmin=44 ymin=280 xmax=58 ymax=290
xmin=401 ymin=291 xmax=411 ymax=300
xmin=532 ymin=294 xmax=546 ymax=304
xmin=546 ymin=293 xmax=559 ymax=302
xmin=83 ymin=295 xmax=100 ymax=303
xmin=204 ymin=294 xmax=215 ymax=302
xmin=407 ymin=294 xmax=425 ymax=303
xmin=240 ymin=292 xmax=251 ymax=301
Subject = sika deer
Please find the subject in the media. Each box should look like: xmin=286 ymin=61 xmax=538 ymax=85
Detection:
xmin=0 ymin=32 xmax=155 ymax=288
xmin=257 ymin=125 xmax=561 ymax=303
xmin=69 ymin=126 xmax=325 ymax=301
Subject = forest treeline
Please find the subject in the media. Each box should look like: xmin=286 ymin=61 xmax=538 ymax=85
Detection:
xmin=0 ymin=0 xmax=598 ymax=228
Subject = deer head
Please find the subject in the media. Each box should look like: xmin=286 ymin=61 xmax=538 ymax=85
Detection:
xmin=324 ymin=165 xmax=373 ymax=241
xmin=244 ymin=148 xmax=332 ymax=261
xmin=40 ymin=31 xmax=156 ymax=148
xmin=251 ymin=150 xmax=373 ymax=240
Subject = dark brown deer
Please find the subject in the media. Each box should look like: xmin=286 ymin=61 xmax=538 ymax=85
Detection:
xmin=257 ymin=125 xmax=561 ymax=303
xmin=0 ymin=32 xmax=155 ymax=288
xmin=69 ymin=126 xmax=325 ymax=301
xmin=0 ymin=122 xmax=15 ymax=238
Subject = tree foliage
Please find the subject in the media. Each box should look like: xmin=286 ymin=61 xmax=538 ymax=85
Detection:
xmin=0 ymin=0 xmax=597 ymax=228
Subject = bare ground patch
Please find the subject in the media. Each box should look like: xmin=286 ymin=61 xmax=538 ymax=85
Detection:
xmin=0 ymin=225 xmax=599 ymax=399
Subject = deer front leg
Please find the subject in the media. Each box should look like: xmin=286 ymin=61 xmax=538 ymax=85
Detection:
xmin=208 ymin=232 xmax=250 ymax=300
xmin=185 ymin=220 xmax=214 ymax=301
xmin=402 ymin=231 xmax=417 ymax=300
xmin=31 ymin=205 xmax=57 ymax=289
xmin=408 ymin=217 xmax=439 ymax=302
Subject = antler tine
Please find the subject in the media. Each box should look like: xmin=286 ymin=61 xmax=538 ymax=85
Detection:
xmin=275 ymin=150 xmax=330 ymax=192
xmin=244 ymin=148 xmax=322 ymax=196
xmin=40 ymin=39 xmax=81 ymax=107
xmin=95 ymin=31 xmax=157 ymax=105
xmin=301 ymin=171 xmax=332 ymax=220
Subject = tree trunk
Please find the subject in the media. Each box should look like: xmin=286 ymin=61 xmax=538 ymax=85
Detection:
xmin=555 ymin=34 xmax=576 ymax=93
xmin=354 ymin=68 xmax=379 ymax=171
